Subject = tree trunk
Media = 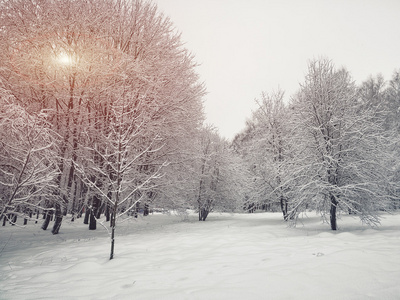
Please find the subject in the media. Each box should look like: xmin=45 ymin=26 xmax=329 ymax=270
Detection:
xmin=105 ymin=204 xmax=110 ymax=222
xmin=330 ymin=195 xmax=338 ymax=230
xmin=83 ymin=205 xmax=90 ymax=224
xmin=143 ymin=203 xmax=149 ymax=216
xmin=280 ymin=196 xmax=288 ymax=221
xmin=52 ymin=203 xmax=63 ymax=234
xmin=89 ymin=195 xmax=100 ymax=230
xmin=110 ymin=209 xmax=116 ymax=260
xmin=10 ymin=214 xmax=17 ymax=225
xmin=199 ymin=207 xmax=209 ymax=221
xmin=134 ymin=202 xmax=139 ymax=218
xmin=89 ymin=207 xmax=96 ymax=230
xmin=41 ymin=210 xmax=53 ymax=230
xmin=198 ymin=205 xmax=202 ymax=221
xmin=2 ymin=215 xmax=7 ymax=226
xmin=97 ymin=202 xmax=104 ymax=219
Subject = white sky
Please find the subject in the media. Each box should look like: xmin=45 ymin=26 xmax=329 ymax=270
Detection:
xmin=155 ymin=0 xmax=400 ymax=140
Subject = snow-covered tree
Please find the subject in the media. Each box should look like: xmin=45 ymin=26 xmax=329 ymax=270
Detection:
xmin=385 ymin=71 xmax=400 ymax=206
xmin=0 ymin=0 xmax=119 ymax=233
xmin=358 ymin=72 xmax=400 ymax=208
xmin=252 ymin=91 xmax=293 ymax=218
xmin=74 ymin=90 xmax=167 ymax=259
xmin=0 ymin=0 xmax=204 ymax=237
xmin=192 ymin=126 xmax=246 ymax=221
xmin=289 ymin=59 xmax=398 ymax=230
xmin=232 ymin=90 xmax=295 ymax=219
xmin=385 ymin=70 xmax=400 ymax=134
xmin=0 ymin=88 xmax=59 ymax=225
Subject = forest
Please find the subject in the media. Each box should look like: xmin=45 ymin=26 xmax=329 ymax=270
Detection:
xmin=1 ymin=0 xmax=399 ymax=261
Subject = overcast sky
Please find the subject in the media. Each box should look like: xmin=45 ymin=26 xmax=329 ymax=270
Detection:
xmin=155 ymin=0 xmax=400 ymax=140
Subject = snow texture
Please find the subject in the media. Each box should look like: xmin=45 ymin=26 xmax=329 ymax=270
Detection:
xmin=1 ymin=212 xmax=400 ymax=299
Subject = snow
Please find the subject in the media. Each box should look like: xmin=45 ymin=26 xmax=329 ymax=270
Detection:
xmin=1 ymin=212 xmax=400 ymax=299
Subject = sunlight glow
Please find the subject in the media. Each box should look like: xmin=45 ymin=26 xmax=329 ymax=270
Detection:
xmin=57 ymin=52 xmax=73 ymax=65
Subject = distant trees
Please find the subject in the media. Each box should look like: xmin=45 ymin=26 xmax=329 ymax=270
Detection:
xmin=194 ymin=126 xmax=246 ymax=221
xmin=233 ymin=90 xmax=295 ymax=219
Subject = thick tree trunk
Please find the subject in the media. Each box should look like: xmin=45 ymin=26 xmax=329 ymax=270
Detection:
xmin=330 ymin=195 xmax=338 ymax=230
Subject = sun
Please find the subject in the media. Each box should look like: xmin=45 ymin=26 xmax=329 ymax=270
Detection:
xmin=57 ymin=52 xmax=73 ymax=65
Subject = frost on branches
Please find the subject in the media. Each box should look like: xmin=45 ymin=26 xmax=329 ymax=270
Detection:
xmin=0 ymin=0 xmax=205 ymax=246
xmin=194 ymin=126 xmax=247 ymax=221
xmin=0 ymin=88 xmax=59 ymax=226
xmin=233 ymin=59 xmax=400 ymax=230
xmin=289 ymin=59 xmax=398 ymax=229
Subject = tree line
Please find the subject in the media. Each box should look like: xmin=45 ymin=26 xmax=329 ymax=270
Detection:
xmin=1 ymin=0 xmax=399 ymax=259
xmin=233 ymin=59 xmax=400 ymax=230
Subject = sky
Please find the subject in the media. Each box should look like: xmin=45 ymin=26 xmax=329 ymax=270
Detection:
xmin=154 ymin=0 xmax=400 ymax=140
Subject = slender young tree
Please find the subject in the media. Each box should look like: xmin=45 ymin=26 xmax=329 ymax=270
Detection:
xmin=75 ymin=91 xmax=167 ymax=259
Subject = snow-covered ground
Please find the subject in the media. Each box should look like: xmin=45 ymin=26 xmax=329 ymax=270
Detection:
xmin=1 ymin=211 xmax=399 ymax=300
